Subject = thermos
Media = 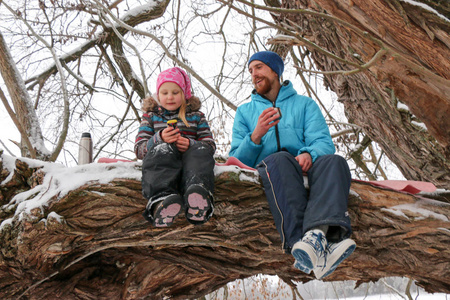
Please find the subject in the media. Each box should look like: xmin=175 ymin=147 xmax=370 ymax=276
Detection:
xmin=78 ymin=132 xmax=93 ymax=164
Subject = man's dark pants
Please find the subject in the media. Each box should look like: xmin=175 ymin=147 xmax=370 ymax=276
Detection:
xmin=257 ymin=152 xmax=352 ymax=253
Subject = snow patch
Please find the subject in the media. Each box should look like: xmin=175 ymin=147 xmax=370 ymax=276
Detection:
xmin=411 ymin=120 xmax=427 ymax=131
xmin=122 ymin=1 xmax=159 ymax=21
xmin=214 ymin=165 xmax=240 ymax=176
xmin=396 ymin=101 xmax=409 ymax=112
xmin=382 ymin=202 xmax=449 ymax=222
xmin=0 ymin=218 xmax=13 ymax=231
xmin=349 ymin=189 xmax=360 ymax=198
xmin=419 ymin=188 xmax=449 ymax=197
xmin=0 ymin=154 xmax=17 ymax=184
xmin=399 ymin=0 xmax=450 ymax=23
xmin=1 ymin=154 xmax=142 ymax=224
xmin=214 ymin=165 xmax=260 ymax=184
xmin=47 ymin=211 xmax=65 ymax=223
xmin=382 ymin=207 xmax=409 ymax=219
xmin=239 ymin=172 xmax=259 ymax=183
xmin=91 ymin=191 xmax=106 ymax=196
xmin=382 ymin=216 xmax=396 ymax=224
xmin=438 ymin=227 xmax=450 ymax=234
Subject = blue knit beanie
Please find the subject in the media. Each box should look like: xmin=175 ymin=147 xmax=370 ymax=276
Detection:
xmin=248 ymin=51 xmax=284 ymax=78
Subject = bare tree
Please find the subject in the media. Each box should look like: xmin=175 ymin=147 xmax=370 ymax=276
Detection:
xmin=1 ymin=0 xmax=398 ymax=179
xmin=0 ymin=0 xmax=449 ymax=298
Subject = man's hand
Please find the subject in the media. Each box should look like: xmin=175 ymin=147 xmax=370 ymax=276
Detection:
xmin=251 ymin=107 xmax=280 ymax=144
xmin=295 ymin=152 xmax=312 ymax=172
xmin=161 ymin=126 xmax=180 ymax=143
xmin=175 ymin=136 xmax=190 ymax=153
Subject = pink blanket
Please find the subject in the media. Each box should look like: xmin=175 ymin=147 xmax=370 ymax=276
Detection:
xmin=354 ymin=179 xmax=436 ymax=194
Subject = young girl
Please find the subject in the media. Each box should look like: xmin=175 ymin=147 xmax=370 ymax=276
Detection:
xmin=135 ymin=67 xmax=216 ymax=227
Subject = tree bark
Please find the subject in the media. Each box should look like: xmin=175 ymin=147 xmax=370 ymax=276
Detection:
xmin=269 ymin=0 xmax=450 ymax=189
xmin=1 ymin=153 xmax=449 ymax=299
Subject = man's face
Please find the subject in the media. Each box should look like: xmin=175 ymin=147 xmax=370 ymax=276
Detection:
xmin=249 ymin=61 xmax=278 ymax=95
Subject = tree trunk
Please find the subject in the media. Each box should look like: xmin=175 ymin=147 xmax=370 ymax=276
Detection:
xmin=1 ymin=153 xmax=449 ymax=299
xmin=270 ymin=0 xmax=450 ymax=189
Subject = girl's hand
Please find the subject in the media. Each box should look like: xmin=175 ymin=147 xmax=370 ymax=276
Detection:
xmin=161 ymin=127 xmax=180 ymax=143
xmin=175 ymin=136 xmax=190 ymax=153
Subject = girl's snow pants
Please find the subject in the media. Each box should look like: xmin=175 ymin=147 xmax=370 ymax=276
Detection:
xmin=141 ymin=142 xmax=215 ymax=211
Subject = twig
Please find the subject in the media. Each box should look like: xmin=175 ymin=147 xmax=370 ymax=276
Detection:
xmin=232 ymin=0 xmax=450 ymax=87
xmin=97 ymin=9 xmax=149 ymax=97
xmin=217 ymin=0 xmax=363 ymax=68
xmin=0 ymin=87 xmax=37 ymax=158
xmin=91 ymin=0 xmax=237 ymax=111
xmin=0 ymin=139 xmax=17 ymax=157
xmin=381 ymin=278 xmax=407 ymax=299
xmin=60 ymin=61 xmax=98 ymax=93
xmin=3 ymin=1 xmax=70 ymax=162
xmin=292 ymin=48 xmax=388 ymax=76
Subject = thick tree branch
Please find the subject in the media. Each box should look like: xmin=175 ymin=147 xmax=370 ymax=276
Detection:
xmin=0 ymin=155 xmax=448 ymax=299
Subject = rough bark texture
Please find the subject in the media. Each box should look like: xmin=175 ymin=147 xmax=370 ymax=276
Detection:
xmin=271 ymin=0 xmax=450 ymax=189
xmin=1 ymin=154 xmax=449 ymax=299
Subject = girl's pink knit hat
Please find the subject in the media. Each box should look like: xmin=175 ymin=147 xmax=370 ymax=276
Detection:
xmin=156 ymin=67 xmax=192 ymax=100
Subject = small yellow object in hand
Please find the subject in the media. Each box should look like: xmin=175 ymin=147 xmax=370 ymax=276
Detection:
xmin=167 ymin=119 xmax=178 ymax=129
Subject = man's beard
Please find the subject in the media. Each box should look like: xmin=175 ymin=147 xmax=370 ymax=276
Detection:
xmin=254 ymin=77 xmax=272 ymax=95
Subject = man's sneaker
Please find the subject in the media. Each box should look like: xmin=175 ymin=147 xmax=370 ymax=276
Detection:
xmin=314 ymin=238 xmax=356 ymax=279
xmin=293 ymin=260 xmax=311 ymax=274
xmin=291 ymin=230 xmax=327 ymax=274
xmin=143 ymin=194 xmax=183 ymax=227
xmin=185 ymin=184 xmax=214 ymax=225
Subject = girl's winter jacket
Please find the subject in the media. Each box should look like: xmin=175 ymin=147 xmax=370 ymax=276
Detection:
xmin=135 ymin=96 xmax=216 ymax=159
xmin=230 ymin=80 xmax=335 ymax=168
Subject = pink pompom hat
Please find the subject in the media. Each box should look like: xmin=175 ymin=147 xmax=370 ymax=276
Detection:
xmin=156 ymin=67 xmax=192 ymax=100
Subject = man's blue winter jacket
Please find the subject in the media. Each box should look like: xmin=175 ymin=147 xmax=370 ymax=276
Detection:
xmin=230 ymin=81 xmax=335 ymax=168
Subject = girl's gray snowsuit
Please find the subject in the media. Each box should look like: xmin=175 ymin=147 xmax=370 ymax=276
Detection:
xmin=135 ymin=95 xmax=216 ymax=224
xmin=141 ymin=142 xmax=215 ymax=222
xmin=257 ymin=151 xmax=352 ymax=254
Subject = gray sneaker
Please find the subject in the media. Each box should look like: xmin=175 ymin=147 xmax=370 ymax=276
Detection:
xmin=314 ymin=238 xmax=356 ymax=279
xmin=291 ymin=230 xmax=327 ymax=274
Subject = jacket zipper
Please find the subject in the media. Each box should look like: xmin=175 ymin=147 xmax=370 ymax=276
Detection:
xmin=261 ymin=90 xmax=282 ymax=152
xmin=262 ymin=160 xmax=286 ymax=251
xmin=273 ymin=102 xmax=281 ymax=152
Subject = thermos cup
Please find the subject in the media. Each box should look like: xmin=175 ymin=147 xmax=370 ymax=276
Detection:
xmin=78 ymin=132 xmax=93 ymax=164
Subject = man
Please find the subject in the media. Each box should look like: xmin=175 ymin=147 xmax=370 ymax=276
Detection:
xmin=230 ymin=51 xmax=355 ymax=279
